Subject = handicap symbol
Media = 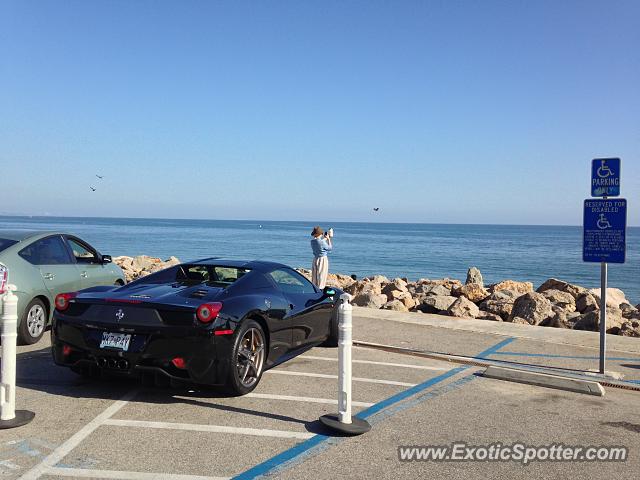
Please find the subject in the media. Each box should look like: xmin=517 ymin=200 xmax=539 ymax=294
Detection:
xmin=597 ymin=160 xmax=614 ymax=178
xmin=597 ymin=214 xmax=612 ymax=230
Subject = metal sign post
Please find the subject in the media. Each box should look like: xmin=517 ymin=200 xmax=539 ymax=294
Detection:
xmin=583 ymin=158 xmax=625 ymax=376
xmin=600 ymin=262 xmax=607 ymax=374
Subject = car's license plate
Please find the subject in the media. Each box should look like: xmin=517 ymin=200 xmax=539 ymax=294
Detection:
xmin=99 ymin=332 xmax=131 ymax=351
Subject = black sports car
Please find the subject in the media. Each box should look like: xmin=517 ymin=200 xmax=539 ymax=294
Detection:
xmin=51 ymin=259 xmax=341 ymax=395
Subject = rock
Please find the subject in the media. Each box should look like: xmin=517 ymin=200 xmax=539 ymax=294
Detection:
xmin=619 ymin=321 xmax=640 ymax=337
xmin=539 ymin=311 xmax=569 ymax=329
xmin=382 ymin=300 xmax=409 ymax=312
xmin=132 ymin=255 xmax=161 ymax=271
xmin=447 ymin=296 xmax=480 ymax=318
xmin=465 ymin=267 xmax=483 ymax=287
xmin=165 ymin=256 xmax=181 ymax=266
xmin=114 ymin=255 xmax=181 ymax=282
xmin=573 ymin=307 xmax=625 ymax=333
xmin=508 ymin=292 xmax=553 ymax=325
xmin=588 ymin=288 xmax=629 ymax=309
xmin=489 ymin=280 xmax=534 ymax=295
xmin=415 ymin=295 xmax=457 ymax=314
xmin=537 ymin=278 xmax=587 ymax=300
xmin=477 ymin=311 xmax=503 ymax=321
xmin=619 ymin=303 xmax=639 ymax=319
xmin=576 ymin=293 xmax=598 ymax=313
xmin=345 ymin=280 xmax=381 ymax=297
xmin=382 ymin=278 xmax=409 ymax=301
xmin=452 ymin=283 xmax=489 ymax=303
xmin=352 ymin=291 xmax=388 ymax=309
xmin=511 ymin=316 xmax=530 ymax=325
xmin=478 ymin=298 xmax=514 ymax=321
xmin=365 ymin=275 xmax=390 ymax=285
xmin=418 ymin=284 xmax=452 ymax=297
xmin=541 ymin=289 xmax=576 ymax=313
xmin=422 ymin=278 xmax=462 ymax=291
xmin=565 ymin=312 xmax=582 ymax=329
xmin=397 ymin=293 xmax=416 ymax=310
xmin=487 ymin=290 xmax=521 ymax=301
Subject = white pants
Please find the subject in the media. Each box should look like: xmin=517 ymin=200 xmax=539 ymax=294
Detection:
xmin=312 ymin=256 xmax=329 ymax=289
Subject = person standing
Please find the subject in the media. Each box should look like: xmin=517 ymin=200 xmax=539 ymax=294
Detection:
xmin=310 ymin=226 xmax=333 ymax=288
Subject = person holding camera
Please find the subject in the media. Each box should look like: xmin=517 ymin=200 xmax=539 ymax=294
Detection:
xmin=310 ymin=226 xmax=333 ymax=288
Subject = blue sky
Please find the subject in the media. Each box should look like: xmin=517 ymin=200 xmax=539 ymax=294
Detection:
xmin=1 ymin=1 xmax=638 ymax=225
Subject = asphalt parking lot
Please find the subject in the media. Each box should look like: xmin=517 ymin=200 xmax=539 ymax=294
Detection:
xmin=1 ymin=312 xmax=639 ymax=480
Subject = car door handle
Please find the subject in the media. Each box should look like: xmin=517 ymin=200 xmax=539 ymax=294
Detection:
xmin=289 ymin=303 xmax=295 ymax=310
xmin=80 ymin=272 xmax=88 ymax=278
xmin=43 ymin=273 xmax=55 ymax=280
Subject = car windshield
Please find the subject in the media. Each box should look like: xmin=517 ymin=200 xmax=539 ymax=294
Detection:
xmin=176 ymin=265 xmax=251 ymax=288
xmin=0 ymin=238 xmax=18 ymax=253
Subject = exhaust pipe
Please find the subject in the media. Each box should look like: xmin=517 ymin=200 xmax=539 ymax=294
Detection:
xmin=117 ymin=359 xmax=129 ymax=370
xmin=97 ymin=357 xmax=107 ymax=368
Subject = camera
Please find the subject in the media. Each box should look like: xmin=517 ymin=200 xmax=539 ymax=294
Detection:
xmin=326 ymin=228 xmax=334 ymax=238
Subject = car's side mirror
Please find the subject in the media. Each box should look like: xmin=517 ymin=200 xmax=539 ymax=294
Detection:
xmin=322 ymin=287 xmax=336 ymax=297
xmin=101 ymin=255 xmax=113 ymax=264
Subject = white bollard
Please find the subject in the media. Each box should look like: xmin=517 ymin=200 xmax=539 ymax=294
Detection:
xmin=338 ymin=293 xmax=353 ymax=424
xmin=0 ymin=284 xmax=35 ymax=429
xmin=319 ymin=293 xmax=370 ymax=435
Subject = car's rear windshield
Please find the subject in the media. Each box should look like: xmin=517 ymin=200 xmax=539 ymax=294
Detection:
xmin=0 ymin=238 xmax=18 ymax=253
xmin=177 ymin=265 xmax=251 ymax=287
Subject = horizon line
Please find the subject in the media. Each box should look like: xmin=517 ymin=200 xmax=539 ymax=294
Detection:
xmin=2 ymin=213 xmax=639 ymax=229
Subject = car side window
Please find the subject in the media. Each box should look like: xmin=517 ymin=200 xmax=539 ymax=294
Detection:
xmin=66 ymin=237 xmax=99 ymax=263
xmin=19 ymin=236 xmax=72 ymax=265
xmin=268 ymin=269 xmax=316 ymax=295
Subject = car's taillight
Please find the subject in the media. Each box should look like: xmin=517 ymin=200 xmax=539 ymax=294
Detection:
xmin=55 ymin=292 xmax=78 ymax=311
xmin=196 ymin=302 xmax=222 ymax=323
xmin=0 ymin=265 xmax=7 ymax=294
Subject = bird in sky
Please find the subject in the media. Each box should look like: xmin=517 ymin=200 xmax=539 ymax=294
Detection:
xmin=90 ymin=186 xmax=96 ymax=191
xmin=373 ymin=207 xmax=380 ymax=212
xmin=96 ymin=174 xmax=104 ymax=179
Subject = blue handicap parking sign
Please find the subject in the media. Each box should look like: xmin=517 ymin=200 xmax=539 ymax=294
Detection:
xmin=583 ymin=199 xmax=626 ymax=263
xmin=591 ymin=158 xmax=621 ymax=197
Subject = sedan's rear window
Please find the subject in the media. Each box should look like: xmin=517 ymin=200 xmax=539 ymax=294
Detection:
xmin=0 ymin=238 xmax=18 ymax=253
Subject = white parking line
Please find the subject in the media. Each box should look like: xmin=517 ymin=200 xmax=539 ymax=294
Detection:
xmin=103 ymin=419 xmax=315 ymax=440
xmin=245 ymin=392 xmax=374 ymax=407
xmin=18 ymin=390 xmax=139 ymax=480
xmin=46 ymin=466 xmax=228 ymax=480
xmin=265 ymin=370 xmax=416 ymax=387
xmin=301 ymin=355 xmax=449 ymax=371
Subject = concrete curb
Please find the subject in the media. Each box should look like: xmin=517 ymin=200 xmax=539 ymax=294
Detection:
xmin=483 ymin=366 xmax=606 ymax=396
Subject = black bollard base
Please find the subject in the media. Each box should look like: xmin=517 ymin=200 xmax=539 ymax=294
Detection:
xmin=319 ymin=413 xmax=371 ymax=435
xmin=0 ymin=410 xmax=35 ymax=429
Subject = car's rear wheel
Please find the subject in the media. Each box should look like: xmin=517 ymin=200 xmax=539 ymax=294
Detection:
xmin=19 ymin=298 xmax=47 ymax=345
xmin=225 ymin=320 xmax=266 ymax=396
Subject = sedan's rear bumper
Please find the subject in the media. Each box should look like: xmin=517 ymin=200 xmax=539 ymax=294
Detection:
xmin=52 ymin=315 xmax=232 ymax=386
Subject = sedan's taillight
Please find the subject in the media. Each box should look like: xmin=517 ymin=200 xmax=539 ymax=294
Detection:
xmin=0 ymin=265 xmax=7 ymax=294
xmin=55 ymin=292 xmax=78 ymax=311
xmin=196 ymin=302 xmax=222 ymax=323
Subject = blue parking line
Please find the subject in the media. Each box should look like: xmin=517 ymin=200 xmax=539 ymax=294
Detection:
xmin=490 ymin=351 xmax=640 ymax=362
xmin=232 ymin=337 xmax=514 ymax=480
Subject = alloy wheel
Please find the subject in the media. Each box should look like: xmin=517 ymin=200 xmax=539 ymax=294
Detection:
xmin=27 ymin=304 xmax=45 ymax=338
xmin=236 ymin=327 xmax=265 ymax=388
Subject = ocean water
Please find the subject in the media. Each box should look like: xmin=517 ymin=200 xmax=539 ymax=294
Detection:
xmin=1 ymin=216 xmax=638 ymax=303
